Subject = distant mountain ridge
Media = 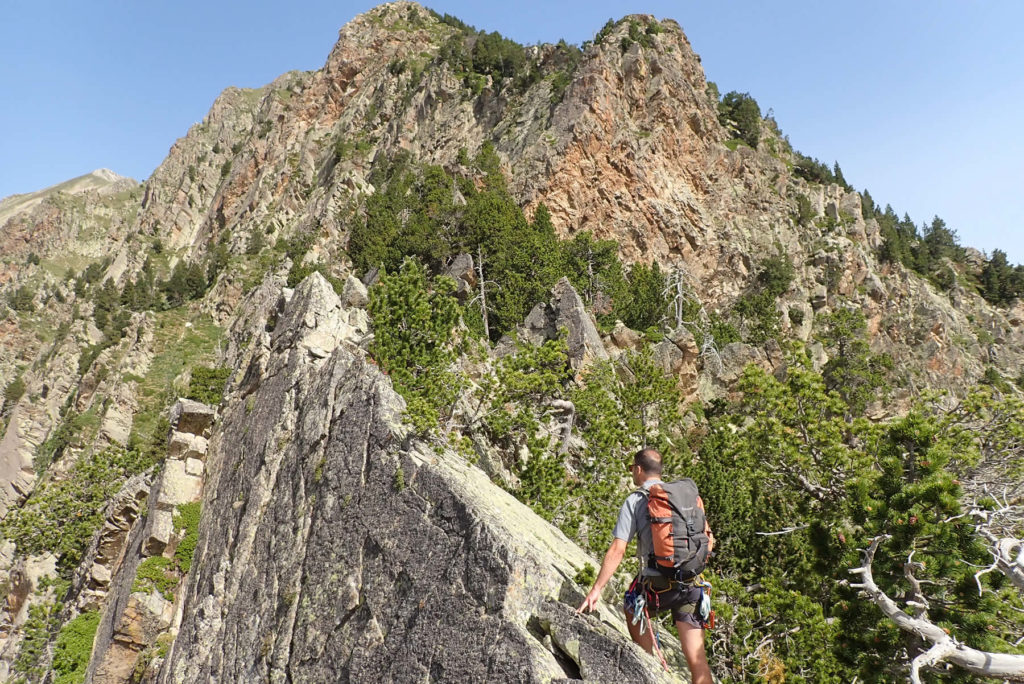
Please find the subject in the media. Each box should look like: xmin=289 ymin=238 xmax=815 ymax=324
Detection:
xmin=0 ymin=169 xmax=135 ymax=227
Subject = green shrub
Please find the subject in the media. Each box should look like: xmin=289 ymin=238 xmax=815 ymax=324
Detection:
xmin=573 ymin=562 xmax=597 ymax=587
xmin=369 ymin=260 xmax=464 ymax=434
xmin=718 ymin=92 xmax=761 ymax=148
xmin=981 ymin=366 xmax=1012 ymax=393
xmin=10 ymin=285 xmax=36 ymax=312
xmin=52 ymin=611 xmax=100 ymax=684
xmin=13 ymin=600 xmax=63 ymax=680
xmin=174 ymin=502 xmax=201 ymax=573
xmin=186 ymin=366 xmax=231 ymax=405
xmin=1 ymin=447 xmax=162 ymax=576
xmin=616 ymin=262 xmax=668 ymax=332
xmin=3 ymin=375 xmax=26 ymax=407
xmin=134 ymin=556 xmax=177 ymax=600
xmin=794 ymin=194 xmax=814 ymax=226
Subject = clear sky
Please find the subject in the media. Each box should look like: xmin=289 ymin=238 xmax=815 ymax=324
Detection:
xmin=2 ymin=1 xmax=1022 ymax=263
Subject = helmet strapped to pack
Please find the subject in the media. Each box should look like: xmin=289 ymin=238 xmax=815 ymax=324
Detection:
xmin=642 ymin=478 xmax=709 ymax=582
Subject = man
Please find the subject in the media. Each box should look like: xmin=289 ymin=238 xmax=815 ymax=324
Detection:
xmin=577 ymin=448 xmax=713 ymax=684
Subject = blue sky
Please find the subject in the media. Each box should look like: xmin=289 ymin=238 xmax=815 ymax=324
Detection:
xmin=2 ymin=1 xmax=1022 ymax=263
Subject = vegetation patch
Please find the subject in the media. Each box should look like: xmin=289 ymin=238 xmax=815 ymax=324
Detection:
xmin=2 ymin=447 xmax=161 ymax=576
xmin=134 ymin=556 xmax=177 ymax=600
xmin=173 ymin=502 xmax=202 ymax=573
xmin=52 ymin=610 xmax=100 ymax=684
xmin=130 ymin=310 xmax=223 ymax=456
xmin=186 ymin=366 xmax=231 ymax=406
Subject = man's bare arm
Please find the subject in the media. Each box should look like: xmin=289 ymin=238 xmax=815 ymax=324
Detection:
xmin=577 ymin=537 xmax=628 ymax=613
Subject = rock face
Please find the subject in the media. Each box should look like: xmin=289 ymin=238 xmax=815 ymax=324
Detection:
xmin=160 ymin=275 xmax=679 ymax=683
xmin=516 ymin=278 xmax=609 ymax=370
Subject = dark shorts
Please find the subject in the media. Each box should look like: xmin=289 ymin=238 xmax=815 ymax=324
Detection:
xmin=624 ymin=575 xmax=704 ymax=628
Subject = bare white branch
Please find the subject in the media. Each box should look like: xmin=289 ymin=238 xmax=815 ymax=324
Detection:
xmin=851 ymin=535 xmax=1024 ymax=680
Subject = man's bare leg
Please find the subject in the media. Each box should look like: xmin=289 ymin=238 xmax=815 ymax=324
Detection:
xmin=676 ymin=620 xmax=712 ymax=684
xmin=623 ymin=607 xmax=655 ymax=653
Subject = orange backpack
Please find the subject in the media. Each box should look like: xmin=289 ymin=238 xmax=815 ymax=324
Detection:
xmin=641 ymin=478 xmax=710 ymax=582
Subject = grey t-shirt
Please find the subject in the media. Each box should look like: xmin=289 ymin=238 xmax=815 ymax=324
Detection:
xmin=612 ymin=479 xmax=663 ymax=576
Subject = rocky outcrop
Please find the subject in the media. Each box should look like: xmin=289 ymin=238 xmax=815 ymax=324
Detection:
xmin=159 ymin=274 xmax=679 ymax=682
xmin=87 ymin=398 xmax=213 ymax=684
xmin=515 ymin=278 xmax=609 ymax=370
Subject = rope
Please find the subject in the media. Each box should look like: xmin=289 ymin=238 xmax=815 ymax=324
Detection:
xmin=642 ymin=601 xmax=670 ymax=672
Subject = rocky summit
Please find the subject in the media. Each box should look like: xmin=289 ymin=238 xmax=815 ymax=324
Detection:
xmin=1 ymin=3 xmax=1023 ymax=683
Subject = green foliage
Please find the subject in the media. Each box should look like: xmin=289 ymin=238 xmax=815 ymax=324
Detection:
xmin=10 ymin=285 xmax=36 ymax=312
xmin=52 ymin=611 xmax=100 ymax=684
xmin=718 ymin=91 xmax=761 ymax=149
xmin=792 ymin=153 xmax=840 ymax=185
xmin=349 ymin=151 xmax=565 ymax=341
xmin=186 ymin=366 xmax=231 ymax=405
xmin=727 ymin=255 xmax=794 ymax=344
xmin=794 ymin=193 xmax=815 ymax=226
xmin=690 ymin=341 xmax=1024 ymax=681
xmin=758 ymin=254 xmax=794 ymax=297
xmin=173 ymin=501 xmax=201 ymax=573
xmin=981 ymin=365 xmax=1012 ymax=393
xmin=616 ymin=262 xmax=668 ymax=332
xmin=548 ymin=40 xmax=582 ymax=105
xmin=92 ymin=279 xmax=131 ymax=341
xmin=368 ymin=260 xmax=464 ymax=434
xmin=333 ymin=135 xmax=373 ymax=161
xmin=477 ymin=337 xmax=574 ymax=523
xmin=3 ymin=374 xmax=26 ymax=408
xmin=816 ymin=308 xmax=893 ymax=415
xmin=560 ymin=231 xmax=626 ymax=321
xmin=13 ymin=598 xmax=65 ymax=680
xmin=246 ymin=229 xmax=266 ymax=255
xmin=568 ymin=348 xmax=684 ymax=553
xmin=980 ymin=248 xmax=1024 ymax=306
xmin=619 ymin=18 xmax=660 ymax=51
xmin=1 ymin=446 xmax=162 ymax=576
xmin=134 ymin=556 xmax=177 ymax=600
xmin=875 ymin=208 xmax=974 ymax=290
xmin=160 ymin=260 xmax=208 ymax=308
xmin=435 ymin=17 xmax=544 ymax=95
xmin=594 ymin=18 xmax=616 ymax=46
xmin=573 ymin=562 xmax=597 ymax=587
xmin=708 ymin=312 xmax=740 ymax=347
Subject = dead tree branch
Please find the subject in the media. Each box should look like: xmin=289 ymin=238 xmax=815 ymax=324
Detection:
xmin=849 ymin=535 xmax=1024 ymax=682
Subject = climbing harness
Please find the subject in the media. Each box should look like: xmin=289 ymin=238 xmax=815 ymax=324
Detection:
xmin=627 ymin=576 xmax=670 ymax=672
xmin=627 ymin=572 xmax=717 ymax=671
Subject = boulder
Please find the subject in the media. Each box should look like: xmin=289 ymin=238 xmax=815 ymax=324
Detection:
xmin=167 ymin=432 xmax=209 ymax=461
xmin=160 ymin=281 xmax=679 ymax=683
xmin=153 ymin=461 xmax=202 ymax=511
xmin=169 ymin=400 xmax=215 ymax=438
xmin=341 ymin=275 xmax=369 ymax=309
xmin=610 ymin=321 xmax=642 ymax=350
xmin=514 ymin=278 xmax=608 ymax=371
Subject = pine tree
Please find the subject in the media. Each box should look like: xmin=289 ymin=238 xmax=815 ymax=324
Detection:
xmin=368 ymin=259 xmax=464 ymax=433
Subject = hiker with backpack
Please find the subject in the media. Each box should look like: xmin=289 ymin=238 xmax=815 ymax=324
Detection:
xmin=577 ymin=448 xmax=714 ymax=684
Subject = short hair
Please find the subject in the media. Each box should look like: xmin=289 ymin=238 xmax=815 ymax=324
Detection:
xmin=633 ymin=448 xmax=663 ymax=475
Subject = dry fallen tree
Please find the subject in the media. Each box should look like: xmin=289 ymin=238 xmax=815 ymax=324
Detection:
xmin=850 ymin=534 xmax=1024 ymax=683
